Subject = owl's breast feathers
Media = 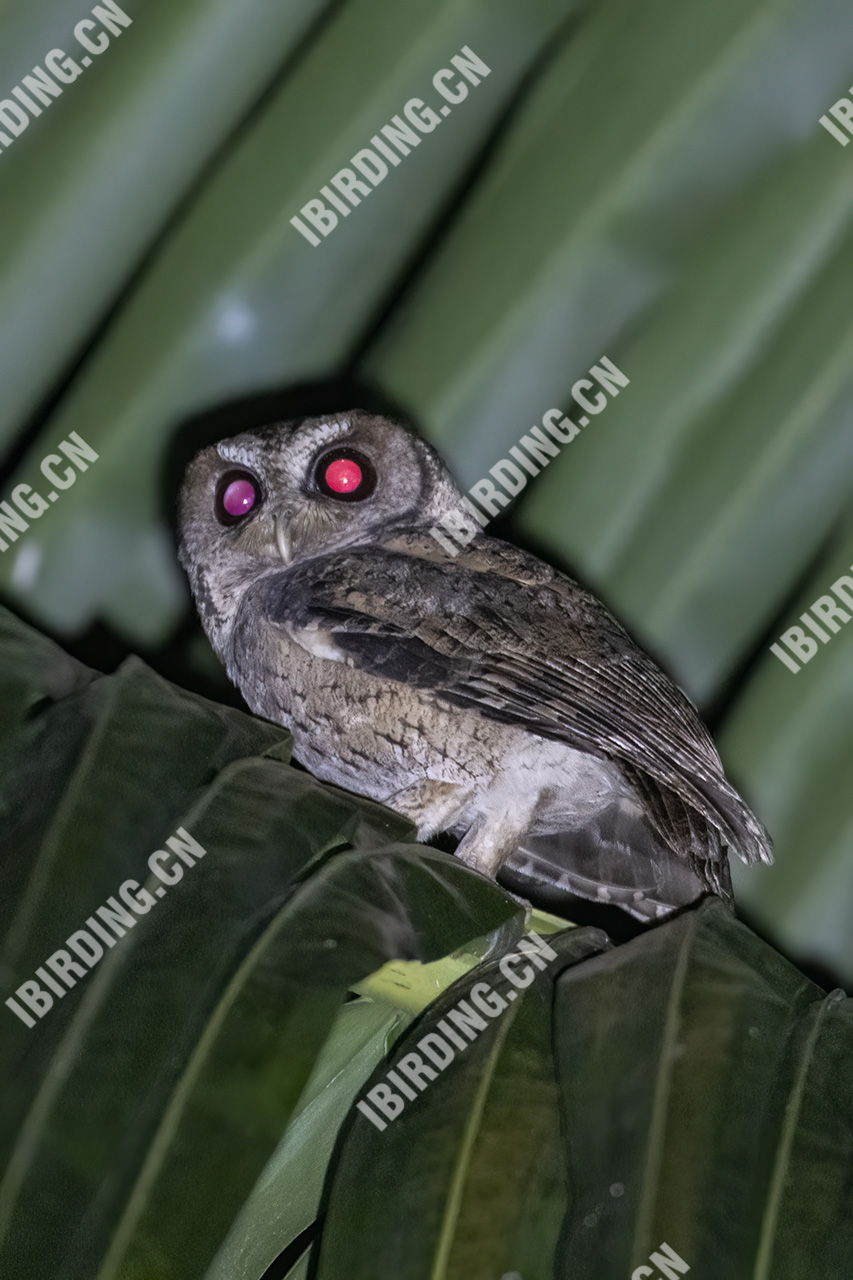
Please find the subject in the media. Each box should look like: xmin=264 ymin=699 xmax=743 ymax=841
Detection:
xmin=243 ymin=532 xmax=772 ymax=881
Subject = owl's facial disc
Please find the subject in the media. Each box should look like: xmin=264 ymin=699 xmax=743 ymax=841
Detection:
xmin=183 ymin=408 xmax=463 ymax=583
xmin=178 ymin=410 xmax=473 ymax=664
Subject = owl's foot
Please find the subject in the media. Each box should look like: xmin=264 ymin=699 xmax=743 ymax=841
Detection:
xmin=454 ymin=812 xmax=531 ymax=880
xmin=381 ymin=779 xmax=470 ymax=838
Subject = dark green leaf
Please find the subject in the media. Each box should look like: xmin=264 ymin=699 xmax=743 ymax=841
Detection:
xmin=0 ymin=608 xmax=521 ymax=1280
xmin=315 ymin=900 xmax=853 ymax=1279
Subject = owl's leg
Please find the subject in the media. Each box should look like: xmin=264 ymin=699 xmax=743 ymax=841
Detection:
xmin=454 ymin=811 xmax=532 ymax=879
xmin=380 ymin=779 xmax=470 ymax=841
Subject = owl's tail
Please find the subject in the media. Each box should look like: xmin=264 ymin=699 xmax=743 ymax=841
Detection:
xmin=498 ymin=795 xmax=731 ymax=924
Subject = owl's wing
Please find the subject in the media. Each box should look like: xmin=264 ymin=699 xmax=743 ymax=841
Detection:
xmin=260 ymin=539 xmax=771 ymax=869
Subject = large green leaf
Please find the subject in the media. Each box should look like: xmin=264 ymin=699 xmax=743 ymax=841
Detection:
xmin=723 ymin=512 xmax=853 ymax=985
xmin=314 ymin=899 xmax=853 ymax=1279
xmin=0 ymin=607 xmax=522 ymax=1280
xmin=0 ymin=0 xmax=333 ymax=450
xmin=362 ymin=0 xmax=853 ymax=702
xmin=205 ymin=923 xmax=556 ymax=1279
xmin=317 ymin=925 xmax=605 ymax=1280
xmin=0 ymin=0 xmax=576 ymax=640
xmin=204 ymin=997 xmax=411 ymax=1280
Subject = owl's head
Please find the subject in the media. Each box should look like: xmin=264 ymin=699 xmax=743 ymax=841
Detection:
xmin=178 ymin=410 xmax=467 ymax=654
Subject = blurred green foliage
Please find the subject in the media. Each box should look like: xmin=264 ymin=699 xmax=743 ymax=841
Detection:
xmin=0 ymin=1 xmax=850 ymax=999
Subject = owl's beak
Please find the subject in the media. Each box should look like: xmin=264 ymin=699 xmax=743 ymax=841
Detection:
xmin=275 ymin=514 xmax=293 ymax=565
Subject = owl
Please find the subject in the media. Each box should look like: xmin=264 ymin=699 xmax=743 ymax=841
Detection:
xmin=178 ymin=410 xmax=772 ymax=922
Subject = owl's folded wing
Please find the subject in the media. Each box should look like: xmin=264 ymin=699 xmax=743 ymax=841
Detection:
xmin=259 ymin=545 xmax=772 ymax=868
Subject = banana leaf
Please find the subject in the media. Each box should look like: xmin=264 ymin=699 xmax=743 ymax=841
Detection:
xmin=723 ymin=511 xmax=853 ymax=986
xmin=315 ymin=900 xmax=853 ymax=1280
xmin=0 ymin=0 xmax=576 ymax=640
xmin=0 ymin=0 xmax=334 ymax=449
xmin=0 ymin=607 xmax=522 ymax=1280
xmin=363 ymin=0 xmax=853 ymax=703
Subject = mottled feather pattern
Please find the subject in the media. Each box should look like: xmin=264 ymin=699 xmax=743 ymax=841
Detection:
xmin=262 ymin=540 xmax=770 ymax=870
xmin=178 ymin=411 xmax=772 ymax=922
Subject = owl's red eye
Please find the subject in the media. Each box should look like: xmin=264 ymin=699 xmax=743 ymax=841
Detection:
xmin=325 ymin=457 xmax=362 ymax=493
xmin=315 ymin=448 xmax=376 ymax=502
xmin=215 ymin=470 xmax=261 ymax=526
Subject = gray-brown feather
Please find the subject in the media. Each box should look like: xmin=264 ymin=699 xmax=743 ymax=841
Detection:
xmin=178 ymin=412 xmax=772 ymax=922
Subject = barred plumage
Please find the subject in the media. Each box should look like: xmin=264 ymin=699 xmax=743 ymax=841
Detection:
xmin=179 ymin=411 xmax=772 ymax=922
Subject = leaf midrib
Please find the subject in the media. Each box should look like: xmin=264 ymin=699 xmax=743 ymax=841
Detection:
xmin=630 ymin=908 xmax=699 ymax=1264
xmin=752 ymin=990 xmax=839 ymax=1279
xmin=429 ymin=1002 xmax=519 ymax=1280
